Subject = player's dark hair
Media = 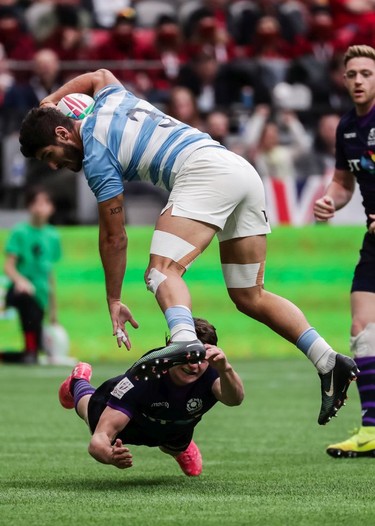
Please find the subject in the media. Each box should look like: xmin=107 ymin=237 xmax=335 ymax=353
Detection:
xmin=344 ymin=45 xmax=375 ymax=66
xmin=25 ymin=185 xmax=55 ymax=207
xmin=19 ymin=107 xmax=75 ymax=158
xmin=193 ymin=317 xmax=218 ymax=345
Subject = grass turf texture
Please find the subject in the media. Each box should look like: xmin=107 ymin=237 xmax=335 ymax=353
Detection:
xmin=0 ymin=360 xmax=372 ymax=526
xmin=0 ymin=225 xmax=365 ymax=362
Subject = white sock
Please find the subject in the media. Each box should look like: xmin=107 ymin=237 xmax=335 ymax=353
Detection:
xmin=308 ymin=337 xmax=337 ymax=374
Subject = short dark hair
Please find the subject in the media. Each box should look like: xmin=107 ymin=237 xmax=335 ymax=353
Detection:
xmin=193 ymin=317 xmax=218 ymax=345
xmin=19 ymin=107 xmax=74 ymax=158
xmin=25 ymin=185 xmax=54 ymax=207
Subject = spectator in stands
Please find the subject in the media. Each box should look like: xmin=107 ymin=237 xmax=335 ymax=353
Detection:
xmin=204 ymin=109 xmax=230 ymax=144
xmin=89 ymin=7 xmax=151 ymax=95
xmin=311 ymin=53 xmax=353 ymax=117
xmin=0 ymin=42 xmax=14 ymax=114
xmin=244 ymin=104 xmax=311 ymax=181
xmin=166 ymin=86 xmax=204 ymax=130
xmin=40 ymin=4 xmax=91 ymax=80
xmin=182 ymin=5 xmax=236 ymax=64
xmin=3 ymin=49 xmax=61 ymax=135
xmin=296 ymin=113 xmax=341 ymax=181
xmin=241 ymin=16 xmax=293 ymax=93
xmin=0 ymin=5 xmax=35 ymax=63
xmin=294 ymin=9 xmax=343 ymax=63
xmin=141 ymin=15 xmax=187 ymax=103
xmin=176 ymin=50 xmax=237 ymax=113
xmin=205 ymin=108 xmax=246 ymax=157
xmin=330 ymin=0 xmax=375 ymax=47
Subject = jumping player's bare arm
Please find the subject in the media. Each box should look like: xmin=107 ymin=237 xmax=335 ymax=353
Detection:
xmin=88 ymin=406 xmax=133 ymax=469
xmin=206 ymin=345 xmax=245 ymax=406
xmin=39 ymin=69 xmax=121 ymax=107
xmin=98 ymin=193 xmax=139 ymax=349
xmin=314 ymin=168 xmax=356 ymax=221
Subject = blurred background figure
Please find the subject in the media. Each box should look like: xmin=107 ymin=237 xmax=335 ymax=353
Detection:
xmin=1 ymin=186 xmax=61 ymax=364
xmin=39 ymin=3 xmax=92 ymax=81
xmin=204 ymin=108 xmax=247 ymax=157
xmin=2 ymin=49 xmax=61 ymax=135
xmin=296 ymin=113 xmax=341 ymax=182
xmin=0 ymin=5 xmax=35 ymax=63
xmin=176 ymin=49 xmax=237 ymax=114
xmin=183 ymin=3 xmax=236 ymax=64
xmin=89 ymin=7 xmax=150 ymax=91
xmin=166 ymin=85 xmax=204 ymax=129
xmin=141 ymin=15 xmax=187 ymax=103
xmin=1 ymin=47 xmax=76 ymax=223
xmin=244 ymin=104 xmax=311 ymax=181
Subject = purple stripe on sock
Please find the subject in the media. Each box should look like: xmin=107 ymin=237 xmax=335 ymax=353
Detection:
xmin=355 ymin=357 xmax=375 ymax=366
xmin=357 ymin=369 xmax=375 ymax=375
xmin=362 ymin=402 xmax=375 ymax=408
xmin=363 ymin=416 xmax=375 ymax=425
xmin=73 ymin=379 xmax=95 ymax=409
xmin=358 ymin=385 xmax=375 ymax=392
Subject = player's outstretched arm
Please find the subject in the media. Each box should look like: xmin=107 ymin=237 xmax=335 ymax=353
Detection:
xmin=98 ymin=193 xmax=139 ymax=349
xmin=314 ymin=168 xmax=355 ymax=222
xmin=39 ymin=69 xmax=122 ymax=107
xmin=88 ymin=407 xmax=133 ymax=469
xmin=207 ymin=345 xmax=245 ymax=406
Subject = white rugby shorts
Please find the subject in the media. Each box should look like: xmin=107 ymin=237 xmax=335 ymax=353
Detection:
xmin=162 ymin=147 xmax=271 ymax=241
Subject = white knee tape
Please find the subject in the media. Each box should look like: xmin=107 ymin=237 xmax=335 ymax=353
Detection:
xmin=350 ymin=323 xmax=375 ymax=358
xmin=221 ymin=262 xmax=264 ymax=288
xmin=146 ymin=268 xmax=167 ymax=294
xmin=150 ymin=230 xmax=200 ymax=269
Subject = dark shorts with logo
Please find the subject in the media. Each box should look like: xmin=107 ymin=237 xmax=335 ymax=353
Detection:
xmin=87 ymin=377 xmax=193 ymax=453
xmin=351 ymin=233 xmax=375 ymax=293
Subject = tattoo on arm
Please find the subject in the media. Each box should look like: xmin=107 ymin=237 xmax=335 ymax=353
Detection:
xmin=110 ymin=206 xmax=123 ymax=215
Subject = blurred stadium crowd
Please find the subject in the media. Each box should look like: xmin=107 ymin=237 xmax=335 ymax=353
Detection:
xmin=0 ymin=0 xmax=373 ymax=224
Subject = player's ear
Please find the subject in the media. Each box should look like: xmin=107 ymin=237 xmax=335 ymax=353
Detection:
xmin=55 ymin=126 xmax=69 ymax=141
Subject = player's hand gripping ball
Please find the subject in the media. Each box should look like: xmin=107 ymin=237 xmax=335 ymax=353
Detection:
xmin=57 ymin=93 xmax=95 ymax=120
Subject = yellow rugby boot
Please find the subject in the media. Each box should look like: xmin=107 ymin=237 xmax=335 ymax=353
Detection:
xmin=326 ymin=426 xmax=375 ymax=458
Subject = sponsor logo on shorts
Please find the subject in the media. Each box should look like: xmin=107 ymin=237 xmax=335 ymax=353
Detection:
xmin=186 ymin=398 xmax=203 ymax=413
xmin=151 ymin=401 xmax=169 ymax=409
xmin=111 ymin=377 xmax=134 ymax=399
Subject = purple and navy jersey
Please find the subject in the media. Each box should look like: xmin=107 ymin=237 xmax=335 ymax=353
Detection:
xmin=335 ymin=105 xmax=375 ymax=226
xmin=101 ymin=367 xmax=219 ymax=443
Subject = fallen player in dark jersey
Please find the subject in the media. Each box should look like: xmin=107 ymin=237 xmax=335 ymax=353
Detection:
xmin=58 ymin=318 xmax=244 ymax=476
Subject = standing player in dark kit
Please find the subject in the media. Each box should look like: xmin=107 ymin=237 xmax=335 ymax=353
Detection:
xmin=58 ymin=318 xmax=244 ymax=476
xmin=314 ymin=45 xmax=375 ymax=457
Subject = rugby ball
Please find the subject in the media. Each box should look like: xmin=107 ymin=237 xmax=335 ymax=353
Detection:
xmin=57 ymin=93 xmax=95 ymax=120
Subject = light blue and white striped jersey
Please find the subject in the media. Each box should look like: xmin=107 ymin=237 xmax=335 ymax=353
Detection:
xmin=80 ymin=84 xmax=224 ymax=202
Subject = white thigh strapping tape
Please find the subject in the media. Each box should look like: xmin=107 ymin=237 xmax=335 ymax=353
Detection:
xmin=221 ymin=262 xmax=264 ymax=288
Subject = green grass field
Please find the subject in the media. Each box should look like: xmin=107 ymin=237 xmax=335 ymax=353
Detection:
xmin=0 ymin=360 xmax=372 ymax=526
xmin=0 ymin=225 xmax=372 ymax=526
